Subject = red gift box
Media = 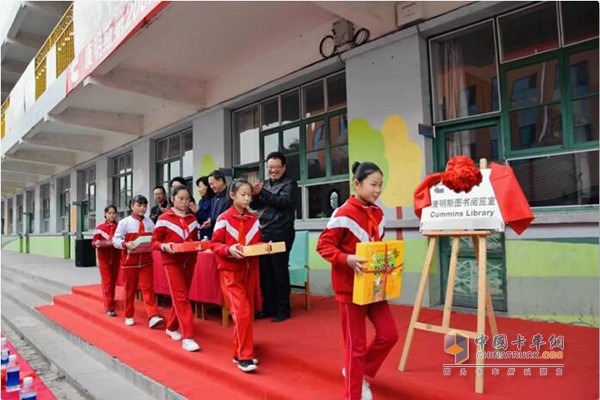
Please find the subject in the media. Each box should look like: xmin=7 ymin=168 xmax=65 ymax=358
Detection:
xmin=171 ymin=241 xmax=211 ymax=253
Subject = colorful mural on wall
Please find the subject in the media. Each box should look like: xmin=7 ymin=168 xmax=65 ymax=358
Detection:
xmin=348 ymin=115 xmax=424 ymax=208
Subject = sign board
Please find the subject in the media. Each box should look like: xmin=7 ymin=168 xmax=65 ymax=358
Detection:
xmin=419 ymin=169 xmax=504 ymax=232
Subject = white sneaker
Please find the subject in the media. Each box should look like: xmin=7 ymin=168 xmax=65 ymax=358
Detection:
xmin=148 ymin=315 xmax=164 ymax=329
xmin=341 ymin=367 xmax=372 ymax=400
xmin=182 ymin=338 xmax=201 ymax=352
xmin=166 ymin=329 xmax=183 ymax=341
xmin=233 ymin=357 xmax=259 ymax=365
xmin=125 ymin=318 xmax=135 ymax=326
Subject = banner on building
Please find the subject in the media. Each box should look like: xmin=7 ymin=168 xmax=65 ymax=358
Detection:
xmin=66 ymin=0 xmax=167 ymax=93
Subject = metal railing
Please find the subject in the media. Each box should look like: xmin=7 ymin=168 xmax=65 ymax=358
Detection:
xmin=34 ymin=4 xmax=74 ymax=100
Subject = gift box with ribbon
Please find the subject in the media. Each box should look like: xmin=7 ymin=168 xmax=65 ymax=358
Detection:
xmin=353 ymin=240 xmax=404 ymax=305
xmin=242 ymin=241 xmax=286 ymax=257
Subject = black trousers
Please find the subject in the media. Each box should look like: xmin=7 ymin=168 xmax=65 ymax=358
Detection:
xmin=259 ymin=230 xmax=295 ymax=317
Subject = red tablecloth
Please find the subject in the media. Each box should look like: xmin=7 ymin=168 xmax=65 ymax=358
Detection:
xmin=1 ymin=338 xmax=56 ymax=399
xmin=117 ymin=250 xmax=262 ymax=310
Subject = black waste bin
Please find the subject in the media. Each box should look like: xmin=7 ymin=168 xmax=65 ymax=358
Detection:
xmin=75 ymin=239 xmax=96 ymax=267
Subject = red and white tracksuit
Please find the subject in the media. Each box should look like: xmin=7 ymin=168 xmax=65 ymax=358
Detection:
xmin=92 ymin=220 xmax=121 ymax=312
xmin=152 ymin=209 xmax=199 ymax=339
xmin=211 ymin=207 xmax=261 ymax=361
xmin=113 ymin=215 xmax=160 ymax=321
xmin=317 ymin=195 xmax=399 ymax=400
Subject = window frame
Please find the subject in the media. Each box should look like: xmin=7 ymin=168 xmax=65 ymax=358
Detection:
xmin=430 ymin=4 xmax=598 ymax=212
xmin=233 ymin=71 xmax=349 ymax=220
xmin=112 ymin=152 xmax=133 ymax=217
xmin=57 ymin=175 xmax=70 ymax=232
xmin=40 ymin=184 xmax=51 ymax=233
xmin=155 ymin=129 xmax=194 ymax=191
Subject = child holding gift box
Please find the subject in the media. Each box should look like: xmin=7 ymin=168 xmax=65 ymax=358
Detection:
xmin=317 ymin=162 xmax=399 ymax=400
xmin=152 ymin=185 xmax=201 ymax=352
xmin=211 ymin=179 xmax=261 ymax=373
xmin=113 ymin=195 xmax=164 ymax=329
xmin=91 ymin=205 xmax=121 ymax=317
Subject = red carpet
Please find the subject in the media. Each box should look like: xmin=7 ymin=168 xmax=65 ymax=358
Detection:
xmin=36 ymin=285 xmax=598 ymax=400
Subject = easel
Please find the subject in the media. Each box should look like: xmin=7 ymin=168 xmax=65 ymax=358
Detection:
xmin=398 ymin=160 xmax=499 ymax=394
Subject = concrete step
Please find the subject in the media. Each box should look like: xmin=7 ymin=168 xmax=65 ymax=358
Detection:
xmin=1 ymin=276 xmax=183 ymax=400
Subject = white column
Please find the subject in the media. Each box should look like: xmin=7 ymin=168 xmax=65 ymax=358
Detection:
xmin=95 ymin=157 xmax=110 ymax=215
xmin=12 ymin=195 xmax=18 ymax=235
xmin=192 ymin=109 xmax=232 ymax=178
xmin=132 ymin=140 xmax=152 ymax=200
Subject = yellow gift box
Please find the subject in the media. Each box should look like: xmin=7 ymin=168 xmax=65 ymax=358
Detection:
xmin=242 ymin=241 xmax=286 ymax=257
xmin=353 ymin=240 xmax=404 ymax=305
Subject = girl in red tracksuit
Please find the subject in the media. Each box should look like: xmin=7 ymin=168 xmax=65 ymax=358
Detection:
xmin=92 ymin=205 xmax=121 ymax=317
xmin=317 ymin=162 xmax=399 ymax=400
xmin=211 ymin=179 xmax=261 ymax=373
xmin=152 ymin=185 xmax=201 ymax=352
xmin=113 ymin=195 xmax=164 ymax=329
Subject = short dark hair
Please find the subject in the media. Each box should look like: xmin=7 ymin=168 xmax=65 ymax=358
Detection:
xmin=130 ymin=194 xmax=148 ymax=207
xmin=266 ymin=151 xmax=286 ymax=166
xmin=208 ymin=169 xmax=226 ymax=183
xmin=169 ymin=176 xmax=187 ymax=188
xmin=153 ymin=185 xmax=166 ymax=194
xmin=104 ymin=204 xmax=117 ymax=214
xmin=195 ymin=176 xmax=215 ymax=199
xmin=351 ymin=161 xmax=383 ymax=183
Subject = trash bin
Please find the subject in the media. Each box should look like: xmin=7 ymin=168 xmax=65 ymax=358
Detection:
xmin=75 ymin=239 xmax=96 ymax=267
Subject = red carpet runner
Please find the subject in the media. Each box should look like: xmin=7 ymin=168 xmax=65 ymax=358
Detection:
xmin=37 ymin=285 xmax=598 ymax=399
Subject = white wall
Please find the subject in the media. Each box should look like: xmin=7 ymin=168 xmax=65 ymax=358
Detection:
xmin=192 ymin=109 xmax=231 ymax=176
xmin=132 ymin=140 xmax=152 ymax=200
xmin=73 ymin=1 xmax=125 ymax=55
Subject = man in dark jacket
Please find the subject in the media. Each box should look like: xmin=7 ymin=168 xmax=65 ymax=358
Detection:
xmin=149 ymin=185 xmax=168 ymax=224
xmin=250 ymin=152 xmax=298 ymax=322
xmin=207 ymin=170 xmax=229 ymax=232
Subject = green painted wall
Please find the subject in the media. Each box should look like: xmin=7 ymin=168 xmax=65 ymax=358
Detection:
xmin=28 ymin=236 xmax=66 ymax=258
xmin=506 ymin=239 xmax=599 ymax=278
xmin=2 ymin=238 xmax=21 ymax=252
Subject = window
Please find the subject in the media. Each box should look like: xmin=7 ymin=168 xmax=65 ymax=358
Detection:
xmin=430 ymin=21 xmax=499 ymax=122
xmin=57 ymin=176 xmax=70 ymax=232
xmin=112 ymin=153 xmax=132 ymax=219
xmin=16 ymin=194 xmax=23 ymax=234
xmin=498 ymin=3 xmax=559 ymax=62
xmin=40 ymin=184 xmax=50 ymax=233
xmin=79 ymin=167 xmax=96 ymax=231
xmin=7 ymin=198 xmax=13 ymax=234
xmin=26 ymin=190 xmax=34 ymax=234
xmin=156 ymin=130 xmax=193 ymax=192
xmin=431 ymin=3 xmax=599 ymax=209
xmin=232 ymin=71 xmax=349 ymax=219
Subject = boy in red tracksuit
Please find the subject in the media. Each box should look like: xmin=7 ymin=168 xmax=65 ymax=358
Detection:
xmin=317 ymin=162 xmax=399 ymax=400
xmin=211 ymin=179 xmax=261 ymax=373
xmin=92 ymin=205 xmax=121 ymax=317
xmin=152 ymin=185 xmax=201 ymax=352
xmin=113 ymin=195 xmax=164 ymax=329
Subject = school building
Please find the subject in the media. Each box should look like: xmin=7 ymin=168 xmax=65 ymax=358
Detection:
xmin=1 ymin=1 xmax=598 ymax=326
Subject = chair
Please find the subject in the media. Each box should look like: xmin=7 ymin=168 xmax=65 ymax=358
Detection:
xmin=289 ymin=230 xmax=310 ymax=311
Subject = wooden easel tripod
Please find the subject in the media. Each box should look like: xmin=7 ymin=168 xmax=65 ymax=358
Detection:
xmin=398 ymin=163 xmax=499 ymax=394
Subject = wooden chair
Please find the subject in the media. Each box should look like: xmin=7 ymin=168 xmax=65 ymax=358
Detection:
xmin=289 ymin=230 xmax=310 ymax=311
